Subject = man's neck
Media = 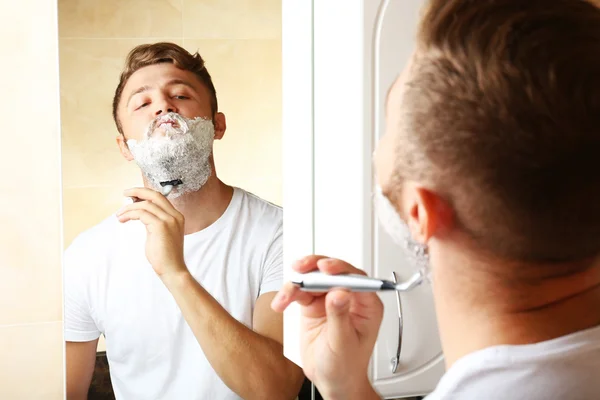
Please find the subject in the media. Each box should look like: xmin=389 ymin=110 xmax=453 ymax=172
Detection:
xmin=146 ymin=174 xmax=234 ymax=235
xmin=432 ymin=247 xmax=600 ymax=369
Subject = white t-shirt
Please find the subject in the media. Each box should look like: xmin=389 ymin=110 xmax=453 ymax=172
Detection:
xmin=426 ymin=324 xmax=600 ymax=400
xmin=64 ymin=187 xmax=284 ymax=400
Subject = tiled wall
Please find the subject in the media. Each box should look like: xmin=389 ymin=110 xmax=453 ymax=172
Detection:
xmin=58 ymin=0 xmax=282 ymax=353
xmin=0 ymin=0 xmax=65 ymax=398
xmin=58 ymin=0 xmax=283 ymax=247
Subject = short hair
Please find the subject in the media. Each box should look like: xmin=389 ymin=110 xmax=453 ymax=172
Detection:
xmin=112 ymin=42 xmax=218 ymax=134
xmin=397 ymin=0 xmax=600 ymax=264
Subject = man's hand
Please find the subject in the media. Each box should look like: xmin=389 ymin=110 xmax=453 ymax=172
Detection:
xmin=116 ymin=187 xmax=187 ymax=279
xmin=271 ymin=256 xmax=384 ymax=400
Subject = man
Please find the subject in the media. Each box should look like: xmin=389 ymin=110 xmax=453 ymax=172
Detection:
xmin=272 ymin=0 xmax=600 ymax=399
xmin=65 ymin=42 xmax=304 ymax=399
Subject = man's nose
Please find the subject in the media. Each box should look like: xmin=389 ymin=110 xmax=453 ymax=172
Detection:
xmin=154 ymin=98 xmax=178 ymax=116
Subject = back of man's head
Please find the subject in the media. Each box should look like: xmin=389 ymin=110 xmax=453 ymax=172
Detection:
xmin=397 ymin=0 xmax=600 ymax=269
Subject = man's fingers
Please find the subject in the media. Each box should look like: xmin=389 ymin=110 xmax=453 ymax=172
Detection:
xmin=271 ymin=282 xmax=324 ymax=312
xmin=124 ymin=187 xmax=180 ymax=218
xmin=292 ymin=255 xmax=331 ymax=273
xmin=117 ymin=209 xmax=161 ymax=226
xmin=325 ymin=289 xmax=357 ymax=354
xmin=317 ymin=258 xmax=367 ymax=276
xmin=292 ymin=255 xmax=366 ymax=276
xmin=117 ymin=200 xmax=175 ymax=223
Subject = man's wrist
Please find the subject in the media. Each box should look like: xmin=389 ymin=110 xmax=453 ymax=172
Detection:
xmin=322 ymin=377 xmax=380 ymax=400
xmin=160 ymin=265 xmax=194 ymax=290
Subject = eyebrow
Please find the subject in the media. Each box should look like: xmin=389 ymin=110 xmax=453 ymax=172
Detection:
xmin=126 ymin=79 xmax=197 ymax=107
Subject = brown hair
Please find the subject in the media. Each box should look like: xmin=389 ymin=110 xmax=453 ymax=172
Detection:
xmin=112 ymin=42 xmax=218 ymax=134
xmin=397 ymin=0 xmax=600 ymax=264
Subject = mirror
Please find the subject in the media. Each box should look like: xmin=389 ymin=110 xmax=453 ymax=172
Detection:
xmin=58 ymin=0 xmax=306 ymax=398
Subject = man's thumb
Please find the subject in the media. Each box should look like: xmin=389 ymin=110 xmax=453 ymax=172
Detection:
xmin=325 ymin=290 xmax=356 ymax=353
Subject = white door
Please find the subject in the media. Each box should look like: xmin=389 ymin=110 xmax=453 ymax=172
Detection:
xmin=283 ymin=1 xmax=444 ymax=398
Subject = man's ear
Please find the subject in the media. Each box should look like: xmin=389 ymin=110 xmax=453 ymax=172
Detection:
xmin=116 ymin=134 xmax=134 ymax=161
xmin=401 ymin=183 xmax=454 ymax=243
xmin=213 ymin=112 xmax=227 ymax=140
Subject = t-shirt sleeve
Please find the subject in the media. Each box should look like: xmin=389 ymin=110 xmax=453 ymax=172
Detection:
xmin=259 ymin=221 xmax=284 ymax=296
xmin=63 ymin=239 xmax=102 ymax=342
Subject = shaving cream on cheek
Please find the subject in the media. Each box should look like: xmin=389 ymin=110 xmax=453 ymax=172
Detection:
xmin=127 ymin=113 xmax=215 ymax=199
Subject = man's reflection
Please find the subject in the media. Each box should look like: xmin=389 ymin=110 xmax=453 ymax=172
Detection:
xmin=64 ymin=42 xmax=304 ymax=400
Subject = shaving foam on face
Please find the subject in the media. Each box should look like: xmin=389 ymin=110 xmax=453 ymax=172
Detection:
xmin=127 ymin=112 xmax=215 ymax=199
xmin=144 ymin=112 xmax=190 ymax=139
xmin=374 ymin=185 xmax=432 ymax=282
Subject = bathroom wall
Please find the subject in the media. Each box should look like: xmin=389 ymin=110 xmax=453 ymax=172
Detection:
xmin=58 ymin=0 xmax=282 ymax=352
xmin=0 ymin=0 xmax=64 ymax=398
xmin=58 ymin=0 xmax=283 ymax=248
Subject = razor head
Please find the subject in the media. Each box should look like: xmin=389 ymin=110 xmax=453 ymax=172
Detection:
xmin=159 ymin=179 xmax=183 ymax=187
xmin=159 ymin=179 xmax=183 ymax=197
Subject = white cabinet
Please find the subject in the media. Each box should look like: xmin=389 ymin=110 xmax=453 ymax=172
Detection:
xmin=370 ymin=0 xmax=445 ymax=397
xmin=283 ymin=1 xmax=444 ymax=398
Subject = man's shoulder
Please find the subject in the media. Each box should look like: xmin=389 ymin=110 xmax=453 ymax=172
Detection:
xmin=62 ymin=215 xmax=127 ymax=284
xmin=65 ymin=215 xmax=122 ymax=255
xmin=428 ymin=328 xmax=600 ymax=399
xmin=236 ymin=188 xmax=282 ymax=223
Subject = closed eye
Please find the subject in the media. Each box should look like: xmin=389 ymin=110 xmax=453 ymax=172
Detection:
xmin=174 ymin=95 xmax=189 ymax=100
xmin=136 ymin=102 xmax=150 ymax=110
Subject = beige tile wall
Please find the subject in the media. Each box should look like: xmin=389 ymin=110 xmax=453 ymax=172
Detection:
xmin=0 ymin=0 xmax=64 ymax=398
xmin=58 ymin=0 xmax=282 ymax=352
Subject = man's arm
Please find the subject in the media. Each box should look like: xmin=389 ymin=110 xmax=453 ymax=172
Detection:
xmin=63 ymin=233 xmax=102 ymax=400
xmin=66 ymin=339 xmax=99 ymax=400
xmin=163 ymin=272 xmax=305 ymax=400
xmin=117 ymin=188 xmax=305 ymax=399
